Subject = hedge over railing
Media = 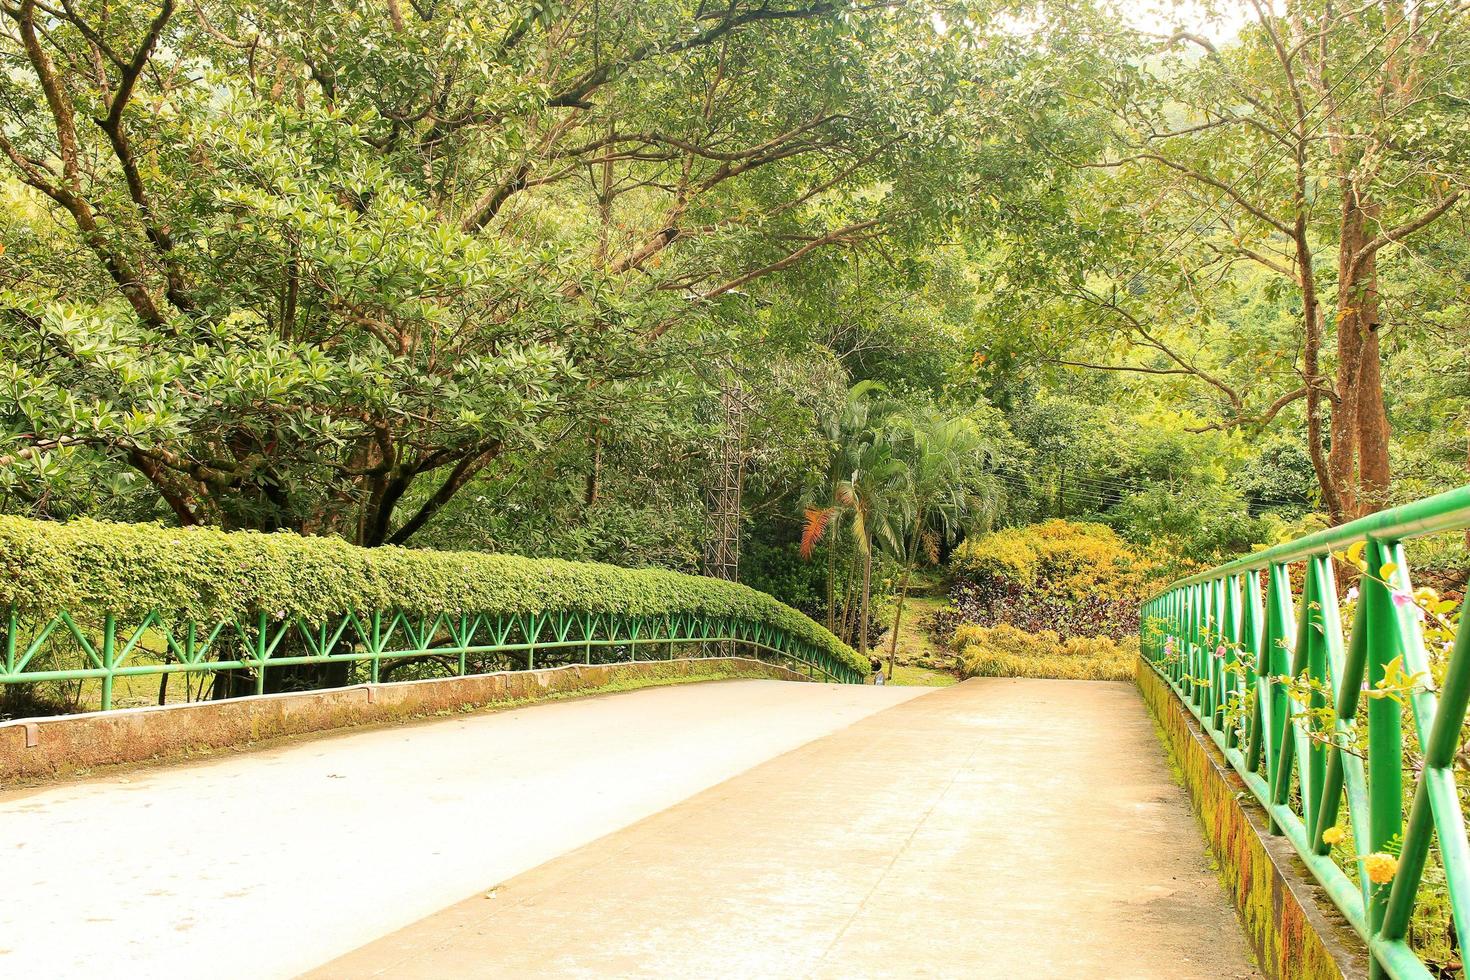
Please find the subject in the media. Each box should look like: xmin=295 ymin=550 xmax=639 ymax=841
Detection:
xmin=0 ymin=515 xmax=867 ymax=679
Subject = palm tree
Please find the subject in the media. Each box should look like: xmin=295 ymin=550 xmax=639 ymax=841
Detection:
xmin=801 ymin=382 xmax=902 ymax=656
xmin=879 ymin=409 xmax=995 ymax=680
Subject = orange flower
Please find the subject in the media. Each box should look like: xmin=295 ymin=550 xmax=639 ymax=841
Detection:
xmin=1321 ymin=826 xmax=1346 ymax=846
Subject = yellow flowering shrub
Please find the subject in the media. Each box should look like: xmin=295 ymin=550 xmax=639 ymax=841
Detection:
xmin=952 ymin=520 xmax=1177 ymax=640
xmin=954 ymin=623 xmax=1140 ymax=682
xmin=955 ymin=520 xmax=1164 ymax=601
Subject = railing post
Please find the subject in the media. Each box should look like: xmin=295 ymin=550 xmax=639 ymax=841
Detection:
xmin=1362 ymin=539 xmax=1404 ymax=974
xmin=1218 ymin=574 xmax=1238 ymax=742
xmin=528 ymin=613 xmax=538 ymax=671
xmin=1242 ymin=569 xmax=1266 ymax=774
xmin=458 ymin=614 xmax=469 ymax=677
xmin=4 ymin=605 xmax=16 ymax=678
xmin=1182 ymin=584 xmax=1196 ymax=702
xmin=1297 ymin=556 xmax=1332 ymax=837
xmin=1263 ymin=561 xmax=1295 ymax=834
xmin=255 ymin=610 xmax=269 ymax=696
xmin=99 ymin=613 xmax=116 ymax=711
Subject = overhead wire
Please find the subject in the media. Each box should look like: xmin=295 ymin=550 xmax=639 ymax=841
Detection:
xmin=978 ymin=468 xmax=1315 ymax=512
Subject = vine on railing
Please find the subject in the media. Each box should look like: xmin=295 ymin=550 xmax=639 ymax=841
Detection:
xmin=1143 ymin=486 xmax=1470 ymax=980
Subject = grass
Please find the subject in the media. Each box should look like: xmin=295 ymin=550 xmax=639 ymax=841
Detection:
xmin=886 ymin=664 xmax=958 ymax=687
xmin=872 ymin=572 xmax=960 ymax=687
xmin=954 ymin=624 xmax=1138 ymax=682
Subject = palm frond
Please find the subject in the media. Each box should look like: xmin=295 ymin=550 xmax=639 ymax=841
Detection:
xmin=800 ymin=506 xmax=835 ymax=559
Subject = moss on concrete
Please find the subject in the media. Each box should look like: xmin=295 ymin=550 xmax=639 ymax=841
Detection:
xmin=1136 ymin=657 xmax=1369 ymax=980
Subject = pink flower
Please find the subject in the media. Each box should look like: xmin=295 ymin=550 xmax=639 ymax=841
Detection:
xmin=1391 ymin=591 xmax=1425 ymax=618
xmin=1345 ymin=587 xmax=1359 ymax=603
xmin=1214 ymin=645 xmax=1226 ymax=659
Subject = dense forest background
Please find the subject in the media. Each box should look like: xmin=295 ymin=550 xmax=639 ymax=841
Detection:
xmin=2 ymin=0 xmax=1466 ymax=636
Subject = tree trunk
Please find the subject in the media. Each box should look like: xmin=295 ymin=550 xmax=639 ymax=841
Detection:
xmin=1294 ymin=190 xmax=1343 ymax=524
xmin=825 ymin=515 xmax=840 ymax=633
xmin=1329 ymin=190 xmax=1392 ymax=519
xmin=1327 ymin=194 xmax=1364 ymax=520
xmin=885 ymin=515 xmax=925 ymax=680
xmin=858 ymin=543 xmax=873 ymax=659
xmin=887 ymin=563 xmax=913 ymax=681
xmin=837 ymin=554 xmax=858 ymax=644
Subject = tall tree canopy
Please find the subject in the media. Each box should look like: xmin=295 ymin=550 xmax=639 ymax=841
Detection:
xmin=0 ymin=0 xmax=993 ymax=541
xmin=2 ymin=0 xmax=1465 ymax=584
xmin=974 ymin=0 xmax=1469 ymax=522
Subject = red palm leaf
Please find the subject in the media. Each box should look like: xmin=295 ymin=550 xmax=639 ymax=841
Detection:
xmin=800 ymin=507 xmax=835 ymax=559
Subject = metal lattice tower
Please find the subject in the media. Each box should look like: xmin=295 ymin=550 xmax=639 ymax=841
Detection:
xmin=702 ymin=381 xmax=746 ymax=582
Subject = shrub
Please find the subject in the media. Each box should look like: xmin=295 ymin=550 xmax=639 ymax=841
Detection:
xmin=950 ymin=520 xmax=1171 ymax=640
xmin=0 ymin=516 xmax=867 ymax=677
xmin=741 ymin=540 xmax=827 ymax=617
xmin=954 ymin=623 xmax=1139 ymax=682
xmin=954 ymin=519 xmax=1161 ymax=600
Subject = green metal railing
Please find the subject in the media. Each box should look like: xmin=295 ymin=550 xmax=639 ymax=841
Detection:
xmin=1142 ymin=485 xmax=1470 ymax=980
xmin=1 ymin=605 xmax=865 ymax=712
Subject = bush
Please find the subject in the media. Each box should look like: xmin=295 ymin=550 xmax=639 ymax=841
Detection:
xmin=954 ymin=623 xmax=1139 ymax=682
xmin=954 ymin=519 xmax=1161 ymax=599
xmin=741 ymin=540 xmax=827 ymax=617
xmin=0 ymin=516 xmax=867 ymax=677
xmin=950 ymin=520 xmax=1170 ymax=640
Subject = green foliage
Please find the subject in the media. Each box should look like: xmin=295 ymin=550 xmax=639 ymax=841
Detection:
xmin=954 ymin=623 xmax=1139 ymax=682
xmin=0 ymin=0 xmax=987 ymax=542
xmin=741 ymin=540 xmax=827 ymax=617
xmin=0 ymin=515 xmax=867 ymax=676
xmin=966 ymin=2 xmax=1470 ymax=522
xmin=1104 ymin=486 xmax=1279 ymax=568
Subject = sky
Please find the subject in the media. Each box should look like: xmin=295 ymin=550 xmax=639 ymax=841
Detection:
xmin=1115 ymin=0 xmax=1254 ymax=41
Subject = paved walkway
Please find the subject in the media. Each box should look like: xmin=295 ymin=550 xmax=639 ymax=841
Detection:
xmin=310 ymin=679 xmax=1258 ymax=979
xmin=0 ymin=680 xmax=923 ymax=978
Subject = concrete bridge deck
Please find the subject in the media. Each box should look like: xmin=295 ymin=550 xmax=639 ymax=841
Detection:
xmin=2 ymin=678 xmax=1257 ymax=978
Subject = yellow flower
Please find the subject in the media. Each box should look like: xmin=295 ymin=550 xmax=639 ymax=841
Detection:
xmin=1364 ymin=852 xmax=1398 ymax=884
xmin=1322 ymin=826 xmax=1346 ymax=846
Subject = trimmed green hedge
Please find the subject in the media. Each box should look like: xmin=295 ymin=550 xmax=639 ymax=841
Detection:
xmin=0 ymin=516 xmax=866 ymax=676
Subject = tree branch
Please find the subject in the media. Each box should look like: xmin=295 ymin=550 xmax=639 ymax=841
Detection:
xmin=1351 ymin=188 xmax=1465 ymax=270
xmin=385 ymin=442 xmax=503 ymax=545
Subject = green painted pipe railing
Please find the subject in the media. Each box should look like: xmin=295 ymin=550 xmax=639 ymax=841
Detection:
xmin=0 ymin=606 xmax=863 ymax=709
xmin=1142 ymin=485 xmax=1470 ymax=980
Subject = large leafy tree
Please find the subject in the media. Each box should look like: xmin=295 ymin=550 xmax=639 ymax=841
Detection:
xmin=0 ymin=0 xmax=985 ymax=541
xmin=978 ymin=0 xmax=1470 ymax=522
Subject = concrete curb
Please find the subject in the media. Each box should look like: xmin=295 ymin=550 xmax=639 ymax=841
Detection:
xmin=1136 ymin=658 xmax=1370 ymax=980
xmin=1 ymin=656 xmax=809 ymax=782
